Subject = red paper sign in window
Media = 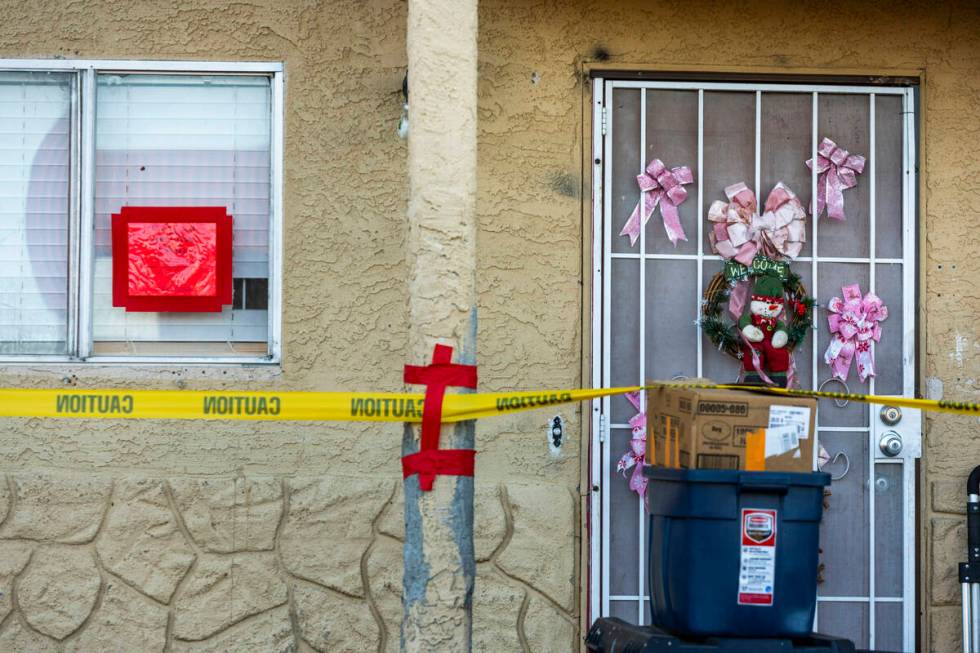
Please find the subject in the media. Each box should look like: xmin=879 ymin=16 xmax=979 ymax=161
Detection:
xmin=112 ymin=206 xmax=233 ymax=312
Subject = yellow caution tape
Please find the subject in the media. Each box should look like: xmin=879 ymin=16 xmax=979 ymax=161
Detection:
xmin=0 ymin=387 xmax=629 ymax=422
xmin=0 ymin=383 xmax=973 ymax=421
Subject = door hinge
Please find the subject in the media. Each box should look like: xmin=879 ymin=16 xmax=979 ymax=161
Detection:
xmin=600 ymin=106 xmax=608 ymax=136
xmin=599 ymin=413 xmax=607 ymax=443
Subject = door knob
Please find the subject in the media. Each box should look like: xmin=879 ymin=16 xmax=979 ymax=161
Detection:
xmin=879 ymin=432 xmax=903 ymax=457
xmin=880 ymin=405 xmax=902 ymax=426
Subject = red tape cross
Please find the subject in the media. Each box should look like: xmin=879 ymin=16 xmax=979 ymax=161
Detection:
xmin=401 ymin=450 xmax=475 ymax=488
xmin=402 ymin=344 xmax=477 ymax=491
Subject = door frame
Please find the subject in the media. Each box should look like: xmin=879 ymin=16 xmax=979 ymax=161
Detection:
xmin=586 ymin=75 xmax=920 ymax=649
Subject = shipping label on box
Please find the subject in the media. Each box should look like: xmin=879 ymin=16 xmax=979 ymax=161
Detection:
xmin=646 ymin=386 xmax=816 ymax=472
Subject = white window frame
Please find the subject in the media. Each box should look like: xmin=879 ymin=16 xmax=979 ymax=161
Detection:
xmin=0 ymin=58 xmax=284 ymax=365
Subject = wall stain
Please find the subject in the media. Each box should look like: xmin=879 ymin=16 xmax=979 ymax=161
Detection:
xmin=548 ymin=172 xmax=579 ymax=198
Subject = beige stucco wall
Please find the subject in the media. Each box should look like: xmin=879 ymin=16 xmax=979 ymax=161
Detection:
xmin=0 ymin=1 xmax=976 ymax=651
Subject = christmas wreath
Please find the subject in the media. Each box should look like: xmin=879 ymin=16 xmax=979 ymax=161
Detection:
xmin=700 ymin=257 xmax=815 ymax=360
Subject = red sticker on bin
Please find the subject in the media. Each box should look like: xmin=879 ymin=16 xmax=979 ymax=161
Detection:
xmin=738 ymin=509 xmax=777 ymax=606
xmin=112 ymin=206 xmax=233 ymax=312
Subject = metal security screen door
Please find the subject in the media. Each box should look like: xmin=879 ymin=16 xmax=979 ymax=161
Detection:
xmin=589 ymin=78 xmax=919 ymax=651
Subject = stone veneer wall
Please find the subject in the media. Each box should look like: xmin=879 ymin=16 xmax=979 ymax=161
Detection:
xmin=0 ymin=475 xmax=577 ymax=651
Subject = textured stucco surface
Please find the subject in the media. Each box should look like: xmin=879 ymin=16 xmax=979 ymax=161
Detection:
xmin=0 ymin=0 xmax=976 ymax=651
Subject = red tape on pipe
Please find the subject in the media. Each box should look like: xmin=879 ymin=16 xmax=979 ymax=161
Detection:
xmin=401 ymin=449 xmax=476 ymax=490
xmin=402 ymin=344 xmax=478 ymax=491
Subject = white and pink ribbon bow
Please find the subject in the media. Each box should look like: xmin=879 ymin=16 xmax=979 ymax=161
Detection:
xmin=707 ymin=182 xmax=806 ymax=266
xmin=619 ymin=159 xmax=693 ymax=247
xmin=616 ymin=391 xmax=647 ymax=499
xmin=806 ymin=137 xmax=866 ymax=221
xmin=824 ymin=283 xmax=888 ymax=383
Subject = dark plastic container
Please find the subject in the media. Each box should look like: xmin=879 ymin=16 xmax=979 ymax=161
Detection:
xmin=585 ymin=617 xmax=877 ymax=653
xmin=645 ymin=466 xmax=831 ymax=638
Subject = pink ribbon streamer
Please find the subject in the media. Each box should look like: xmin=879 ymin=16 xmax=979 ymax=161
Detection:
xmin=728 ymin=279 xmax=750 ymax=321
xmin=620 ymin=159 xmax=693 ymax=247
xmin=824 ymin=283 xmax=888 ymax=383
xmin=616 ymin=391 xmax=647 ymax=499
xmin=786 ymin=354 xmax=798 ymax=390
xmin=708 ymin=182 xmax=806 ymax=265
xmin=806 ymin=137 xmax=866 ymax=221
xmin=738 ymin=328 xmax=777 ymax=387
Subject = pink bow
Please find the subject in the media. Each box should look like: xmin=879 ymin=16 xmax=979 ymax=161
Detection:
xmin=616 ymin=391 xmax=647 ymax=499
xmin=806 ymin=138 xmax=866 ymax=221
xmin=824 ymin=284 xmax=888 ymax=382
xmin=708 ymin=182 xmax=806 ymax=266
xmin=620 ymin=159 xmax=693 ymax=247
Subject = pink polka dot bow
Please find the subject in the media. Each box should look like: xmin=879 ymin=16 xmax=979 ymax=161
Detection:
xmin=824 ymin=283 xmax=888 ymax=383
xmin=616 ymin=391 xmax=647 ymax=499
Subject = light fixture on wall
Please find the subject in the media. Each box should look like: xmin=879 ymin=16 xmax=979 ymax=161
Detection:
xmin=398 ymin=72 xmax=409 ymax=139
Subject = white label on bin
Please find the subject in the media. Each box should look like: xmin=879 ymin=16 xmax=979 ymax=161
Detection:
xmin=738 ymin=508 xmax=777 ymax=606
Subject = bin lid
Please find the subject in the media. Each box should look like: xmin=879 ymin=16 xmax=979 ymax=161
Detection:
xmin=643 ymin=466 xmax=830 ymax=489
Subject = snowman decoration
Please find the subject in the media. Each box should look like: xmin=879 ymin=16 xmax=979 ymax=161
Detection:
xmin=738 ymin=273 xmax=791 ymax=387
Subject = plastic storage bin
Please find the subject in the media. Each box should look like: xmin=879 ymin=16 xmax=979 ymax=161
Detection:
xmin=645 ymin=466 xmax=831 ymax=638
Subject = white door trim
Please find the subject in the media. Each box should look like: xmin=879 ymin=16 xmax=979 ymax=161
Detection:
xmin=588 ymin=75 xmax=604 ymax=626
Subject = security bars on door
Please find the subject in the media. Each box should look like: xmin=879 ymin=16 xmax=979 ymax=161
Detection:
xmin=590 ymin=79 xmax=917 ymax=651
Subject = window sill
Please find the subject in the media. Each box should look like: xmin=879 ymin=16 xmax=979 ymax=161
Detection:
xmin=92 ymin=341 xmax=269 ymax=357
xmin=0 ymin=356 xmax=284 ymax=390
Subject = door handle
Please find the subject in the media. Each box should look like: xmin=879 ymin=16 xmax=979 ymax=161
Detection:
xmin=879 ymin=432 xmax=903 ymax=457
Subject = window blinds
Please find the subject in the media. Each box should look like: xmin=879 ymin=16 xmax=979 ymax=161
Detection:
xmin=93 ymin=74 xmax=271 ymax=348
xmin=0 ymin=72 xmax=70 ymax=354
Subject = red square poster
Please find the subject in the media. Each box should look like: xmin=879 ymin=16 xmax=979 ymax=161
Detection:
xmin=111 ymin=206 xmax=233 ymax=312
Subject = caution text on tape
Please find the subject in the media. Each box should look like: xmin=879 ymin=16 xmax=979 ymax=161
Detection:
xmin=0 ymin=388 xmax=614 ymax=421
xmin=0 ymin=382 xmax=974 ymax=421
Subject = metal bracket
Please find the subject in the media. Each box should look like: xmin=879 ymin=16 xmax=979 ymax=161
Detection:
xmin=818 ymin=377 xmax=851 ymax=408
xmin=825 ymin=451 xmax=850 ymax=481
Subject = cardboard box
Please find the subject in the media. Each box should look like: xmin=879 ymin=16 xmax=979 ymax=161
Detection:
xmin=646 ymin=386 xmax=816 ymax=472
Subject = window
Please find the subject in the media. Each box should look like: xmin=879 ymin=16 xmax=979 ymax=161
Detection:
xmin=0 ymin=71 xmax=71 ymax=355
xmin=0 ymin=60 xmax=283 ymax=363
